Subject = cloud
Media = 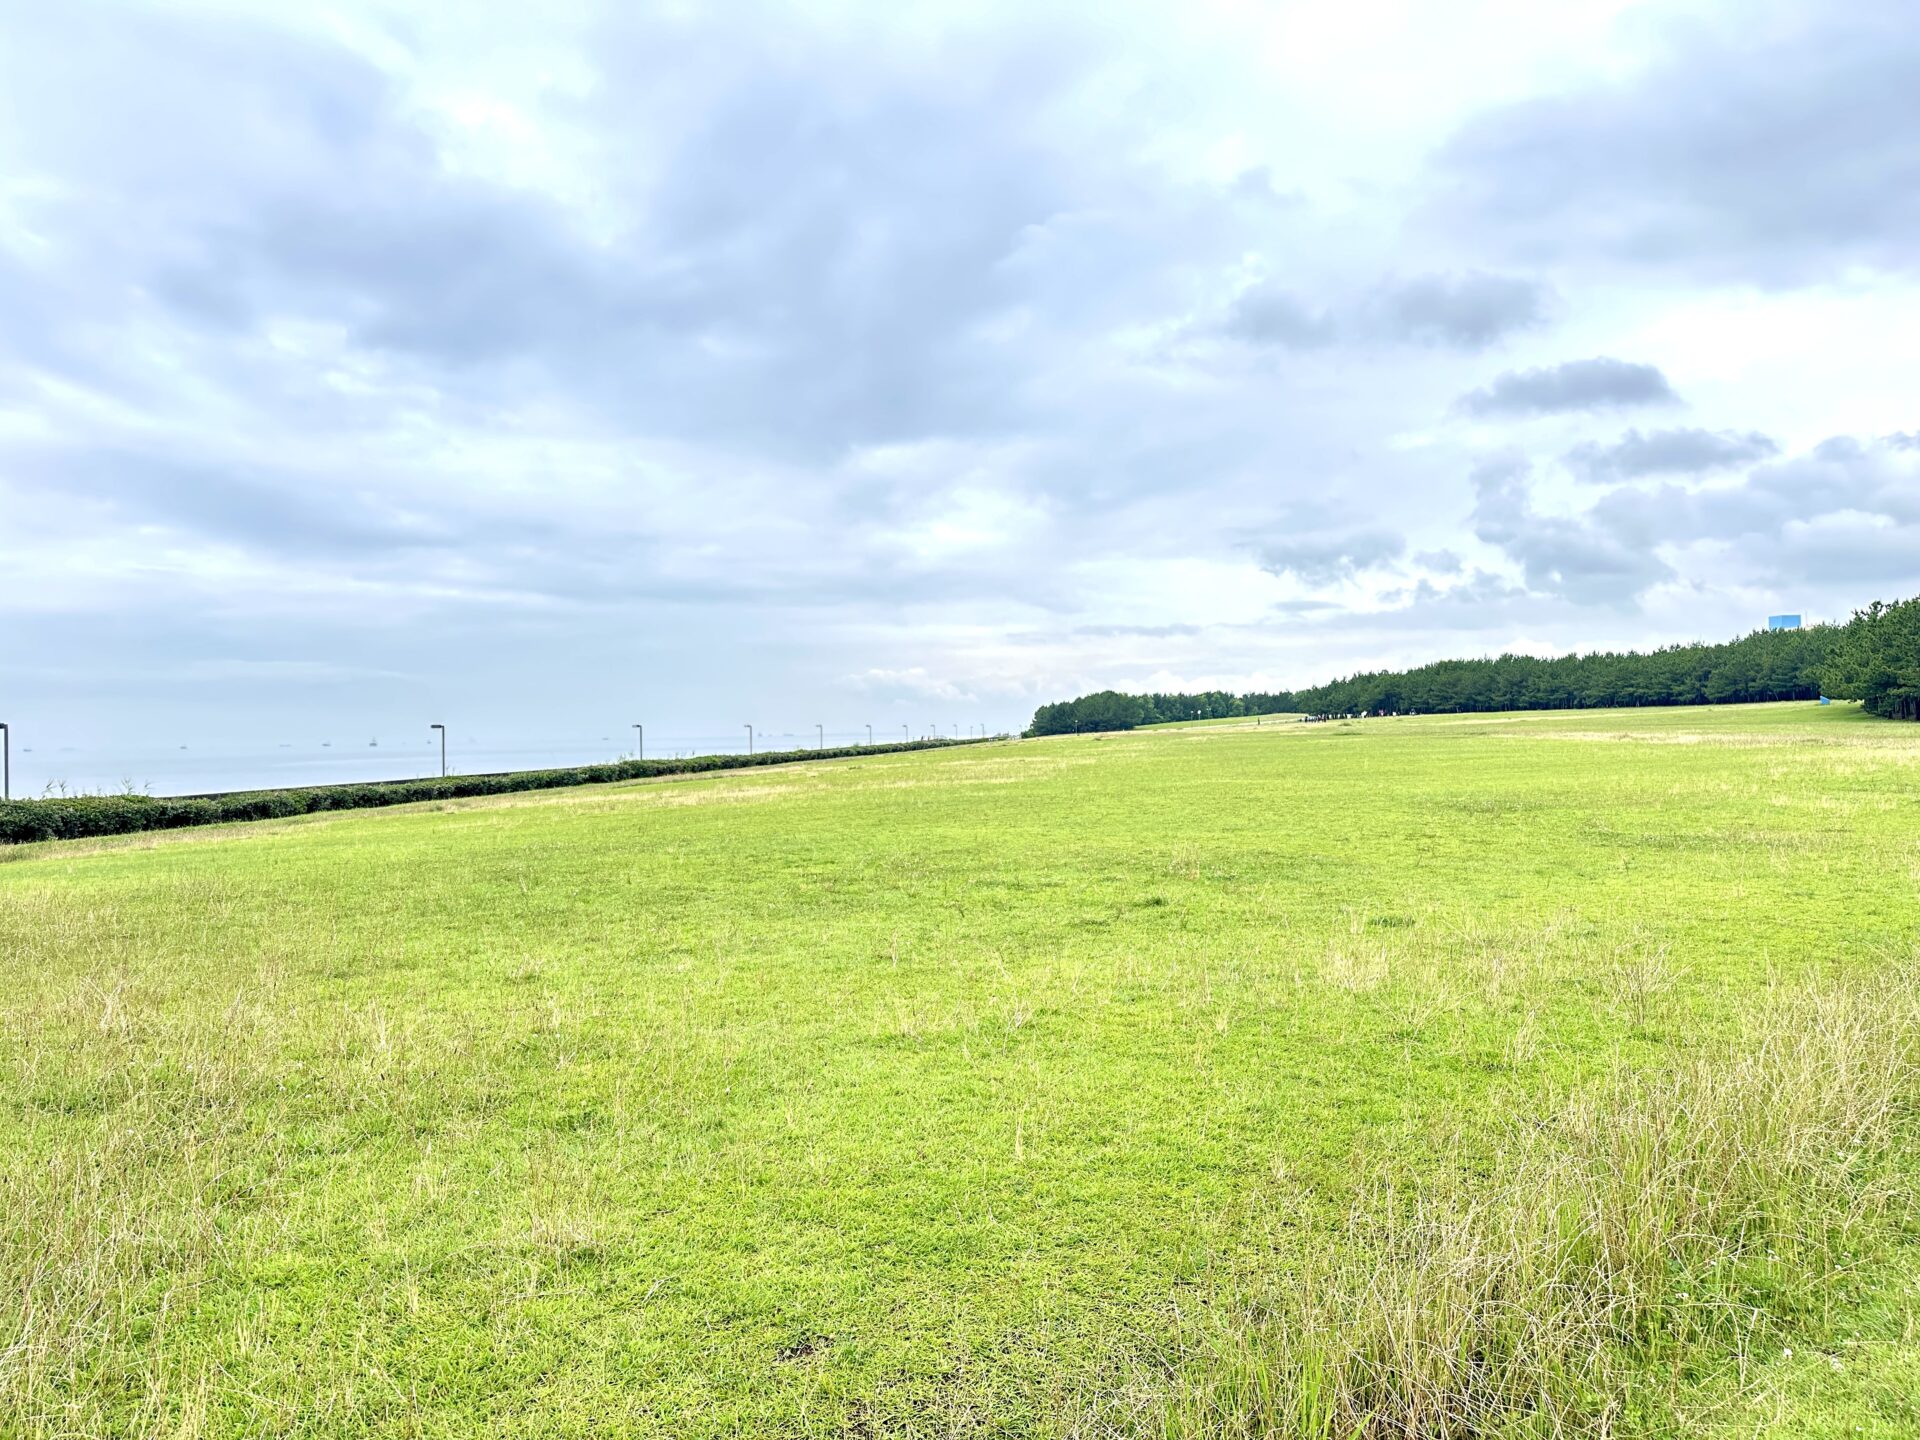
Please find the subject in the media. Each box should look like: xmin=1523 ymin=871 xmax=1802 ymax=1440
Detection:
xmin=1205 ymin=271 xmax=1546 ymax=353
xmin=1 ymin=0 xmax=1916 ymax=765
xmin=1370 ymin=272 xmax=1549 ymax=349
xmin=1566 ymin=428 xmax=1779 ymax=481
xmin=1469 ymin=457 xmax=1674 ymax=605
xmin=1435 ymin=2 xmax=1920 ymax=283
xmin=1073 ymin=623 xmax=1205 ymax=638
xmin=1216 ymin=284 xmax=1335 ymax=348
xmin=846 ymin=667 xmax=979 ymax=702
xmin=0 ymin=4 xmax=1120 ymax=461
xmin=1466 ymin=434 xmax=1920 ymax=608
xmin=1589 ymin=434 xmax=1920 ymax=545
xmin=1461 ymin=358 xmax=1681 ymax=416
xmin=1253 ymin=527 xmax=1407 ymax=584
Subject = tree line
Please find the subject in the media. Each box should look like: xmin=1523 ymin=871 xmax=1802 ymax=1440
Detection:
xmin=1822 ymin=596 xmax=1920 ymax=720
xmin=1027 ymin=595 xmax=1919 ymax=734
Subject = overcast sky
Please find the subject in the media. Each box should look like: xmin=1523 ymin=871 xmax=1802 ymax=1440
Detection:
xmin=4 ymin=0 xmax=1917 ymax=761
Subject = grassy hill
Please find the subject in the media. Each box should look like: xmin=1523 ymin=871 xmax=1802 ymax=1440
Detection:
xmin=3 ymin=703 xmax=1917 ymax=1436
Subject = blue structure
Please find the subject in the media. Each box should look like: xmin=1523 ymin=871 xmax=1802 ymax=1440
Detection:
xmin=1768 ymin=614 xmax=1802 ymax=631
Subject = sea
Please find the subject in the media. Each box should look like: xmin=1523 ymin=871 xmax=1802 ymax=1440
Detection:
xmin=4 ymin=730 xmax=913 ymax=800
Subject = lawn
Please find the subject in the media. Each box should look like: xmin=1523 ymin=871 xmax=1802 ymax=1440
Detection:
xmin=3 ymin=703 xmax=1917 ymax=1436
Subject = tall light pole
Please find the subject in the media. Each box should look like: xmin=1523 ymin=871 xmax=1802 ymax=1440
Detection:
xmin=865 ymin=724 xmax=873 ymax=746
xmin=429 ymin=723 xmax=446 ymax=777
xmin=633 ymin=723 xmax=643 ymax=761
xmin=902 ymin=724 xmax=909 ymax=742
xmin=816 ymin=724 xmax=824 ymax=750
xmin=0 ymin=722 xmax=8 ymax=801
xmin=744 ymin=724 xmax=753 ymax=756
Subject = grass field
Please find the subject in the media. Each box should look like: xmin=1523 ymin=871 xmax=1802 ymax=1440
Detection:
xmin=4 ymin=703 xmax=1918 ymax=1437
xmin=1138 ymin=713 xmax=1297 ymax=729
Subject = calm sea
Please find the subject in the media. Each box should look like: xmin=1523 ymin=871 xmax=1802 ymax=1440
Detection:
xmin=5 ymin=731 xmax=910 ymax=799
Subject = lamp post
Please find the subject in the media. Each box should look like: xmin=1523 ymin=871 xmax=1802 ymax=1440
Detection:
xmin=865 ymin=724 xmax=873 ymax=745
xmin=633 ymin=723 xmax=643 ymax=761
xmin=744 ymin=724 xmax=753 ymax=756
xmin=429 ymin=723 xmax=446 ymax=777
xmin=0 ymin=722 xmax=8 ymax=801
xmin=816 ymin=724 xmax=824 ymax=750
xmin=902 ymin=724 xmax=909 ymax=742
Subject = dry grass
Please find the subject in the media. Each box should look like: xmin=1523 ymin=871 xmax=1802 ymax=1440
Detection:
xmin=1152 ymin=964 xmax=1919 ymax=1439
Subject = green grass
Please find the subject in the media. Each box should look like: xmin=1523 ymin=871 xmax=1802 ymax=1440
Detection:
xmin=1138 ymin=712 xmax=1298 ymax=729
xmin=3 ymin=702 xmax=1917 ymax=1436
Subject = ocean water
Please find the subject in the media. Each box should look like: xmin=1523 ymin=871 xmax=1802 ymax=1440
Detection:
xmin=3 ymin=731 xmax=927 ymax=800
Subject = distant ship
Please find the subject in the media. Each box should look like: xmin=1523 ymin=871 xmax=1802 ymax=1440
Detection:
xmin=369 ymin=739 xmax=379 ymax=747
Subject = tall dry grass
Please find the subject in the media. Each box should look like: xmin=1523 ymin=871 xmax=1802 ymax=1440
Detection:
xmin=1154 ymin=964 xmax=1920 ymax=1439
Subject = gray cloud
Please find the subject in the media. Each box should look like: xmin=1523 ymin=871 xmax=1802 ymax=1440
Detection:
xmin=12 ymin=446 xmax=459 ymax=559
xmin=0 ymin=5 xmax=1118 ymax=460
xmin=1590 ymin=435 xmax=1920 ymax=544
xmin=1461 ymin=358 xmax=1680 ymax=416
xmin=1436 ymin=3 xmax=1920 ymax=283
xmin=1469 ymin=457 xmax=1674 ymax=605
xmin=1566 ymin=428 xmax=1779 ymax=482
xmin=1254 ymin=527 xmax=1407 ymax=584
xmin=1468 ymin=435 xmax=1920 ymax=607
xmin=1210 ymin=271 xmax=1546 ymax=352
xmin=1370 ymin=272 xmax=1549 ymax=349
xmin=1217 ymin=284 xmax=1335 ymax=348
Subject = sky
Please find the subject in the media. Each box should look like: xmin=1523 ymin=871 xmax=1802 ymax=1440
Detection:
xmin=3 ymin=0 xmax=1918 ymax=786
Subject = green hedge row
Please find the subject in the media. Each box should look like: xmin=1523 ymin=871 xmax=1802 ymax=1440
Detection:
xmin=0 ymin=739 xmax=983 ymax=845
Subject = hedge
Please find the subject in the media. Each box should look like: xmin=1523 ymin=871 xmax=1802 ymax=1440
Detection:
xmin=0 ymin=738 xmax=986 ymax=845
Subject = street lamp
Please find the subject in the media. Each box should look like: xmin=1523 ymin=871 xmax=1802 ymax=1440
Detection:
xmin=902 ymin=724 xmax=909 ymax=742
xmin=429 ymin=723 xmax=446 ymax=777
xmin=633 ymin=723 xmax=643 ymax=761
xmin=865 ymin=724 xmax=873 ymax=745
xmin=0 ymin=722 xmax=8 ymax=801
xmin=744 ymin=724 xmax=753 ymax=756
